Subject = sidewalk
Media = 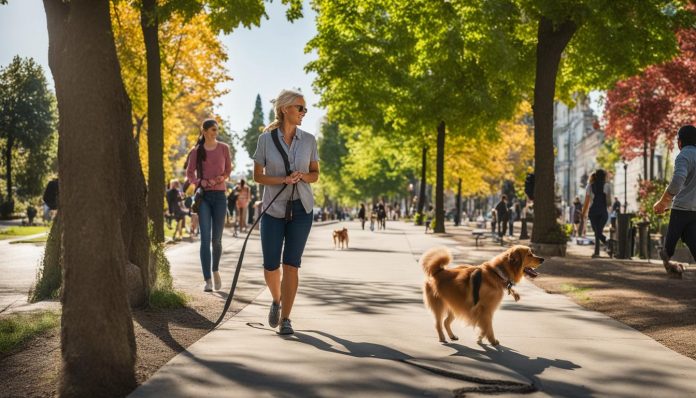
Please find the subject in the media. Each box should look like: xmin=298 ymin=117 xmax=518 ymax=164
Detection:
xmin=130 ymin=221 xmax=696 ymax=397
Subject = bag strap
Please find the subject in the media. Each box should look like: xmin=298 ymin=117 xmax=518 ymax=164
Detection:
xmin=270 ymin=128 xmax=295 ymax=200
xmin=271 ymin=129 xmax=292 ymax=176
xmin=196 ymin=145 xmax=204 ymax=189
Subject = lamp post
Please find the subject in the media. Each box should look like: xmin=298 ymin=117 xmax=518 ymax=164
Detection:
xmin=407 ymin=183 xmax=414 ymax=217
xmin=623 ymin=158 xmax=628 ymax=214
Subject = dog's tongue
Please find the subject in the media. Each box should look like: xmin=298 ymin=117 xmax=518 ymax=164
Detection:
xmin=524 ymin=267 xmax=539 ymax=278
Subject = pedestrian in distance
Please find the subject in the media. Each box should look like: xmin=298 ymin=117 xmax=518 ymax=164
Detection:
xmin=186 ymin=119 xmax=233 ymax=292
xmin=236 ymin=179 xmax=251 ymax=233
xmin=611 ymin=196 xmax=621 ymax=230
xmin=424 ymin=205 xmax=434 ymax=233
xmin=495 ymin=195 xmax=509 ymax=243
xmin=582 ymin=169 xmax=611 ymax=258
xmin=166 ymin=179 xmax=187 ymax=241
xmin=572 ymin=196 xmax=583 ymax=237
xmin=253 ymin=88 xmax=319 ymax=335
xmin=227 ymin=186 xmax=239 ymax=237
xmin=654 ymin=125 xmax=696 ymax=277
xmin=358 ymin=203 xmax=366 ymax=230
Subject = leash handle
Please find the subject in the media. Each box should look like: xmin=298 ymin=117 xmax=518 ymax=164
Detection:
xmin=212 ymin=183 xmax=289 ymax=328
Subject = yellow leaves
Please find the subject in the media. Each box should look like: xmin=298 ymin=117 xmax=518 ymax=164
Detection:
xmin=445 ymin=102 xmax=534 ymax=196
xmin=111 ymin=2 xmax=230 ymax=181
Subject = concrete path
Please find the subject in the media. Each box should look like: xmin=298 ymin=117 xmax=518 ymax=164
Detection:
xmin=129 ymin=221 xmax=694 ymax=396
xmin=0 ymin=237 xmax=48 ymax=313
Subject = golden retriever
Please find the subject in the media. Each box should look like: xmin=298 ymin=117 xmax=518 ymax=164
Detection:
xmin=421 ymin=245 xmax=544 ymax=345
xmin=333 ymin=227 xmax=349 ymax=249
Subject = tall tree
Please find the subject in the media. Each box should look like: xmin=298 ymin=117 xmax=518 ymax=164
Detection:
xmin=43 ymin=0 xmax=148 ymax=395
xmin=136 ymin=0 xmax=303 ymax=242
xmin=111 ymin=1 xmax=230 ymax=180
xmin=308 ymin=0 xmax=521 ymax=232
xmin=472 ymin=1 xmax=692 ymax=243
xmin=141 ymin=0 xmax=166 ymax=242
xmin=605 ymin=20 xmax=696 ymax=181
xmin=0 ymin=56 xmax=56 ymax=217
xmin=242 ymin=94 xmax=265 ymax=159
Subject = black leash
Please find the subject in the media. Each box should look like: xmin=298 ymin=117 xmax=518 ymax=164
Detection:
xmin=212 ymin=185 xmax=287 ymax=328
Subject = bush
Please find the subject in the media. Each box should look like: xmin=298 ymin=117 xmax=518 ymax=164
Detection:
xmin=414 ymin=212 xmax=424 ymax=225
xmin=635 ymin=179 xmax=669 ymax=233
xmin=541 ymin=223 xmax=569 ymax=244
xmin=148 ymin=222 xmax=188 ymax=309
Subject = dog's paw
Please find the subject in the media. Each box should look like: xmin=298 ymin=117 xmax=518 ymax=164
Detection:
xmin=449 ymin=335 xmax=459 ymax=341
xmin=476 ymin=336 xmax=484 ymax=344
xmin=490 ymin=339 xmax=500 ymax=346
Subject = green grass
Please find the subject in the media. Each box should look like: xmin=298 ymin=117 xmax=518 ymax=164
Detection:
xmin=0 ymin=311 xmax=60 ymax=354
xmin=560 ymin=283 xmax=592 ymax=301
xmin=148 ymin=224 xmax=188 ymax=309
xmin=149 ymin=289 xmax=189 ymax=309
xmin=0 ymin=225 xmax=49 ymax=240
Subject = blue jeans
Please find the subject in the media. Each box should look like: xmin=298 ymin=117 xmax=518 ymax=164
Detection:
xmin=260 ymin=200 xmax=313 ymax=271
xmin=198 ymin=191 xmax=227 ymax=280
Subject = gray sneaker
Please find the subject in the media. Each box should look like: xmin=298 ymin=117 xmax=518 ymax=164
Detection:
xmin=279 ymin=318 xmax=294 ymax=335
xmin=268 ymin=302 xmax=281 ymax=328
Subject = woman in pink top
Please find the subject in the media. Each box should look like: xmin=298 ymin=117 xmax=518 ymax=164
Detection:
xmin=186 ymin=119 xmax=232 ymax=292
xmin=236 ymin=179 xmax=251 ymax=232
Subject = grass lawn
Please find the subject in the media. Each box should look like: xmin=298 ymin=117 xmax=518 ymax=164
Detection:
xmin=0 ymin=311 xmax=60 ymax=354
xmin=0 ymin=225 xmax=49 ymax=240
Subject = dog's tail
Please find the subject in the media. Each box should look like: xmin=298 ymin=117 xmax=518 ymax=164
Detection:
xmin=420 ymin=247 xmax=452 ymax=277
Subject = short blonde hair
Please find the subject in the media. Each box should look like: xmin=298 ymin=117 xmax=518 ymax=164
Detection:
xmin=265 ymin=89 xmax=304 ymax=132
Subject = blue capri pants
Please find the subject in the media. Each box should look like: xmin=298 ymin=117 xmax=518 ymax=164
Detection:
xmin=260 ymin=200 xmax=313 ymax=271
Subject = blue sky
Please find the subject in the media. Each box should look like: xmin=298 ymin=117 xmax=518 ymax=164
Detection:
xmin=0 ymin=0 xmax=324 ymax=175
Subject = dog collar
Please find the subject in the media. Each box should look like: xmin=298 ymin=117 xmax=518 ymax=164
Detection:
xmin=491 ymin=266 xmax=514 ymax=291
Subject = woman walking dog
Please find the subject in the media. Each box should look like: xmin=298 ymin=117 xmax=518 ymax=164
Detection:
xmin=187 ymin=119 xmax=232 ymax=292
xmin=253 ymin=89 xmax=319 ymax=335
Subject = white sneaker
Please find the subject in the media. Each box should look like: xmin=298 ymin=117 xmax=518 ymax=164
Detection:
xmin=204 ymin=279 xmax=213 ymax=292
xmin=213 ymin=271 xmax=221 ymax=291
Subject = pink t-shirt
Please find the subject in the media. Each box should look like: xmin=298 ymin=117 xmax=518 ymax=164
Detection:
xmin=186 ymin=143 xmax=232 ymax=191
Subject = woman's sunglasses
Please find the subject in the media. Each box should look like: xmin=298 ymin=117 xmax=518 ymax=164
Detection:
xmin=291 ymin=105 xmax=308 ymax=113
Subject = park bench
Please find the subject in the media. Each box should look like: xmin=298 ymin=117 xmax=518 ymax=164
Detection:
xmin=472 ymin=229 xmax=487 ymax=247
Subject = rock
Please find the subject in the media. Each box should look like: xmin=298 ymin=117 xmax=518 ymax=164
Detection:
xmin=125 ymin=262 xmax=146 ymax=307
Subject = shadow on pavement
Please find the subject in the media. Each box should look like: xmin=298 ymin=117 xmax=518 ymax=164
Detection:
xmin=298 ymin=275 xmax=423 ymax=314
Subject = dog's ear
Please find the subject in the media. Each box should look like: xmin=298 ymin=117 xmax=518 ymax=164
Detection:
xmin=507 ymin=248 xmax=523 ymax=269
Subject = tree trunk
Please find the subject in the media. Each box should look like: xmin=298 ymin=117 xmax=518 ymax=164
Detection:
xmin=141 ymin=0 xmax=165 ymax=243
xmin=434 ymin=121 xmax=445 ymax=233
xmin=531 ymin=16 xmax=577 ymax=244
xmin=43 ymin=0 xmax=139 ymax=395
xmin=3 ymin=134 xmax=14 ymax=213
xmin=456 ymin=178 xmax=462 ymax=226
xmin=416 ymin=145 xmax=427 ymax=225
xmin=643 ymin=140 xmax=648 ymax=181
xmin=649 ymin=146 xmax=655 ymax=181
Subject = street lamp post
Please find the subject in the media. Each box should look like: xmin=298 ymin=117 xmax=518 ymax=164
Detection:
xmin=623 ymin=158 xmax=628 ymax=214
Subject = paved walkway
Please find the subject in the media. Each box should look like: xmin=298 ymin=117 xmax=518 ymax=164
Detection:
xmin=130 ymin=221 xmax=696 ymax=397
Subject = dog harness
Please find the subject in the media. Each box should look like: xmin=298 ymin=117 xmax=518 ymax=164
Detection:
xmin=491 ymin=266 xmax=520 ymax=302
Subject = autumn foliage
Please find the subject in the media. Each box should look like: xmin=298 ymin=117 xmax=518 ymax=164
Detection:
xmin=604 ymin=26 xmax=696 ymax=168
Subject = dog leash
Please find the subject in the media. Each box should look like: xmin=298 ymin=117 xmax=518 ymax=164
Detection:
xmin=212 ymin=184 xmax=288 ymax=329
xmin=491 ymin=266 xmax=520 ymax=302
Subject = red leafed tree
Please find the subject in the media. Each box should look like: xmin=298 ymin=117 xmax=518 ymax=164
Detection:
xmin=663 ymin=28 xmax=696 ymax=128
xmin=605 ymin=26 xmax=696 ymax=181
xmin=604 ymin=67 xmax=675 ymax=181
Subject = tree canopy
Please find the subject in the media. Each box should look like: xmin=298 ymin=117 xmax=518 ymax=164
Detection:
xmin=0 ymin=56 xmax=56 ymax=216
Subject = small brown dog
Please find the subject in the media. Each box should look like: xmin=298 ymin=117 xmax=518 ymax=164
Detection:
xmin=421 ymin=245 xmax=543 ymax=345
xmin=332 ymin=227 xmax=349 ymax=249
